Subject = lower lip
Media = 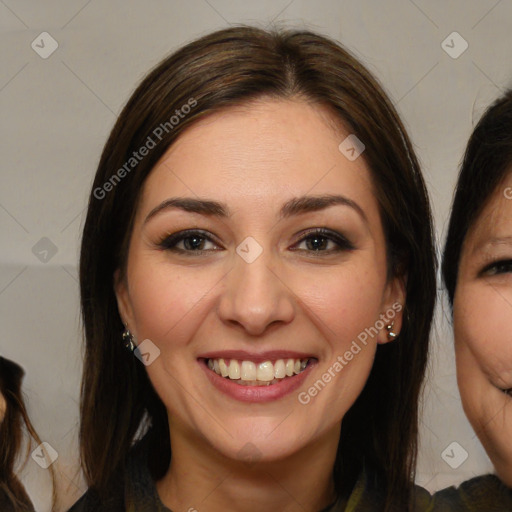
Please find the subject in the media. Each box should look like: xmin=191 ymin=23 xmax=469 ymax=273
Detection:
xmin=198 ymin=359 xmax=316 ymax=403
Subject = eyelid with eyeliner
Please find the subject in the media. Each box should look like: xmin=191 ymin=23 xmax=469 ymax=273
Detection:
xmin=154 ymin=227 xmax=356 ymax=255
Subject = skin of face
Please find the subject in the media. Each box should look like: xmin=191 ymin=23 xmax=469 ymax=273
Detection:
xmin=453 ymin=172 xmax=512 ymax=487
xmin=114 ymin=98 xmax=405 ymax=511
xmin=0 ymin=390 xmax=6 ymax=423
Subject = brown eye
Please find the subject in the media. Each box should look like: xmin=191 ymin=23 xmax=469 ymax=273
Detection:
xmin=292 ymin=228 xmax=355 ymax=254
xmin=158 ymin=230 xmax=221 ymax=255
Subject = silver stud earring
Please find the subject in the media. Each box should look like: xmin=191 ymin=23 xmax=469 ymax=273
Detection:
xmin=386 ymin=322 xmax=398 ymax=341
xmin=122 ymin=325 xmax=136 ymax=352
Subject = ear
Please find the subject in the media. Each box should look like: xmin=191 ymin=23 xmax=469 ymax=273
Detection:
xmin=376 ymin=273 xmax=406 ymax=345
xmin=113 ymin=268 xmax=136 ymax=332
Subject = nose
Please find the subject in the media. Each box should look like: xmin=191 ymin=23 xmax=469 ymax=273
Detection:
xmin=217 ymin=246 xmax=295 ymax=336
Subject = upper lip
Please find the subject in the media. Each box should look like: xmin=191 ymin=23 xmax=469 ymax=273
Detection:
xmin=198 ymin=350 xmax=316 ymax=363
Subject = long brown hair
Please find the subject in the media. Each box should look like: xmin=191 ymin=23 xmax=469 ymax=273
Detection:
xmin=78 ymin=24 xmax=436 ymax=511
xmin=0 ymin=356 xmax=57 ymax=511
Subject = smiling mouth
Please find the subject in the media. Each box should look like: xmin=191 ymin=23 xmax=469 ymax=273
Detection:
xmin=203 ymin=357 xmax=315 ymax=386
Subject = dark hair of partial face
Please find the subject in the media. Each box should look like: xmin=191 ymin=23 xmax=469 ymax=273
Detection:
xmin=0 ymin=357 xmax=57 ymax=510
xmin=442 ymin=88 xmax=512 ymax=308
xmin=0 ymin=357 xmax=25 ymax=484
xmin=78 ymin=24 xmax=436 ymax=512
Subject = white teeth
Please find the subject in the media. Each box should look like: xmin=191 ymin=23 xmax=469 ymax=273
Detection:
xmin=256 ymin=361 xmax=274 ymax=382
xmin=241 ymin=361 xmax=256 ymax=380
xmin=274 ymin=359 xmax=286 ymax=379
xmin=207 ymin=357 xmax=311 ymax=384
xmin=219 ymin=358 xmax=229 ymax=377
xmin=228 ymin=360 xmax=240 ymax=379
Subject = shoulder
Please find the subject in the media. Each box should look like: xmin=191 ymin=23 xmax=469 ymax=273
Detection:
xmin=66 ymin=469 xmax=126 ymax=512
xmin=66 ymin=490 xmax=97 ymax=512
xmin=67 ymin=488 xmax=125 ymax=512
xmin=66 ymin=429 xmax=163 ymax=512
xmin=433 ymin=473 xmax=512 ymax=511
xmin=344 ymin=470 xmax=441 ymax=511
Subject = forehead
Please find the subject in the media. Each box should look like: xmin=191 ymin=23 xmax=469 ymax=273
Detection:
xmin=465 ymin=172 xmax=512 ymax=255
xmin=138 ymin=98 xmax=378 ymax=219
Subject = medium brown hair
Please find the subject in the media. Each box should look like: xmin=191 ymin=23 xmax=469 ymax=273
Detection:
xmin=79 ymin=24 xmax=436 ymax=511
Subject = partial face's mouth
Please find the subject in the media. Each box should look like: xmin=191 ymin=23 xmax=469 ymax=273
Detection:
xmin=202 ymin=357 xmax=316 ymax=386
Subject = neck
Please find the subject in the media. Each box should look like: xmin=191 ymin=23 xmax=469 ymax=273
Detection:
xmin=156 ymin=422 xmax=341 ymax=512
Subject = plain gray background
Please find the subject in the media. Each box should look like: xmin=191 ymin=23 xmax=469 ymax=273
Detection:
xmin=1 ymin=1 xmax=511 ymax=510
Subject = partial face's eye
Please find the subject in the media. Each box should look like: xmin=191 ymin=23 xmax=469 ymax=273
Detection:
xmin=480 ymin=259 xmax=512 ymax=276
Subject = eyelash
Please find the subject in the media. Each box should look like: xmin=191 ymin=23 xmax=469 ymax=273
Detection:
xmin=480 ymin=259 xmax=512 ymax=276
xmin=156 ymin=228 xmax=354 ymax=256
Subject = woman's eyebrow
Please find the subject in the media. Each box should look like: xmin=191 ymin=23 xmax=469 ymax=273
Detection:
xmin=143 ymin=194 xmax=368 ymax=226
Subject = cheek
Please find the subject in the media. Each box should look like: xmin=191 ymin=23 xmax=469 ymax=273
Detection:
xmin=307 ymin=269 xmax=385 ymax=340
xmin=288 ymin=263 xmax=386 ymax=387
xmin=455 ymin=283 xmax=512 ymax=386
xmin=287 ymin=265 xmax=384 ymax=414
xmin=454 ymin=286 xmax=512 ymax=477
xmin=127 ymin=253 xmax=220 ymax=344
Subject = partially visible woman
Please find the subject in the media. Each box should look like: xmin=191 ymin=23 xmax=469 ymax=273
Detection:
xmin=0 ymin=356 xmax=57 ymax=512
xmin=438 ymin=88 xmax=512 ymax=509
xmin=0 ymin=356 xmax=36 ymax=512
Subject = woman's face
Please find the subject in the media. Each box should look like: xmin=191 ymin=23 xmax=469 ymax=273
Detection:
xmin=115 ymin=98 xmax=404 ymax=463
xmin=453 ymin=172 xmax=512 ymax=486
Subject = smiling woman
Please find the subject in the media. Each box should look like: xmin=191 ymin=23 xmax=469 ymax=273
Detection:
xmin=69 ymin=24 xmax=437 ymax=512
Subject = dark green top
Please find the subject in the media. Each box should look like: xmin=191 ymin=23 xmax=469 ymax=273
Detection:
xmin=67 ymin=430 xmax=512 ymax=511
xmin=432 ymin=474 xmax=512 ymax=511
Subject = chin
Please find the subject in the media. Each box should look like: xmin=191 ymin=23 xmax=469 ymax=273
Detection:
xmin=208 ymin=427 xmax=308 ymax=464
